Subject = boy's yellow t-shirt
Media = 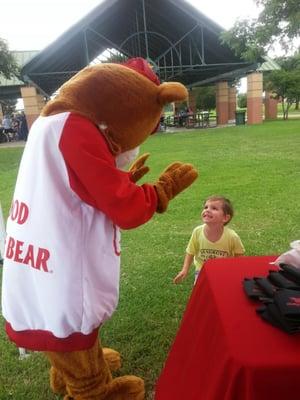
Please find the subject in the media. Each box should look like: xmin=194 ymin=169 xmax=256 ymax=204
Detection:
xmin=186 ymin=224 xmax=245 ymax=271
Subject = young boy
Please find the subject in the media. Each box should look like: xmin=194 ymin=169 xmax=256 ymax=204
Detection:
xmin=173 ymin=195 xmax=245 ymax=284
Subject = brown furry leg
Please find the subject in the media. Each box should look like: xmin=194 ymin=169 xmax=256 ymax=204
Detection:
xmin=45 ymin=340 xmax=144 ymax=400
xmin=48 ymin=344 xmax=121 ymax=395
xmin=49 ymin=366 xmax=67 ymax=395
xmin=56 ymin=374 xmax=144 ymax=400
xmin=45 ymin=339 xmax=112 ymax=399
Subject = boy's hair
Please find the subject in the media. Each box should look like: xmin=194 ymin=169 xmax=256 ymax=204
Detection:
xmin=205 ymin=195 xmax=234 ymax=225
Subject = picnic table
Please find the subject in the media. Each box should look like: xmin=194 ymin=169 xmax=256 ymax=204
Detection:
xmin=164 ymin=112 xmax=215 ymax=129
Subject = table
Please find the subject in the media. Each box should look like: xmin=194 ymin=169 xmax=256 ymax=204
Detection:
xmin=155 ymin=256 xmax=300 ymax=400
xmin=164 ymin=113 xmax=215 ymax=129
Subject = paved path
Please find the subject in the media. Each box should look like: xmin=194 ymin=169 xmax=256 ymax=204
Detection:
xmin=0 ymin=141 xmax=26 ymax=148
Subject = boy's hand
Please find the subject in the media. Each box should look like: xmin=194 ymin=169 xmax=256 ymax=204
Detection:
xmin=173 ymin=270 xmax=188 ymax=284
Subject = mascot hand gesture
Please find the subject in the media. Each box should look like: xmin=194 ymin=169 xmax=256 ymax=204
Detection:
xmin=154 ymin=162 xmax=198 ymax=212
xmin=129 ymin=153 xmax=150 ymax=183
xmin=2 ymin=57 xmax=198 ymax=400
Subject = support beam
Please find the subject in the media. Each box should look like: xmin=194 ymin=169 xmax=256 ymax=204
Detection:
xmin=142 ymin=0 xmax=149 ymax=59
xmin=264 ymin=91 xmax=278 ymax=120
xmin=21 ymin=86 xmax=46 ymax=129
xmin=247 ymin=72 xmax=263 ymax=125
xmin=216 ymin=81 xmax=229 ymax=125
xmin=228 ymin=86 xmax=237 ymax=121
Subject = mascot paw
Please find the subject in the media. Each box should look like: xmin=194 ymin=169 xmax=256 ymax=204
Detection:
xmin=154 ymin=162 xmax=198 ymax=213
xmin=104 ymin=375 xmax=145 ymax=400
xmin=129 ymin=153 xmax=150 ymax=183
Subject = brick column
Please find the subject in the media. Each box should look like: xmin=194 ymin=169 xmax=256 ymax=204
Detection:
xmin=216 ymin=81 xmax=229 ymax=125
xmin=188 ymin=89 xmax=197 ymax=112
xmin=21 ymin=86 xmax=46 ymax=129
xmin=247 ymin=72 xmax=263 ymax=124
xmin=264 ymin=91 xmax=278 ymax=120
xmin=228 ymin=86 xmax=237 ymax=121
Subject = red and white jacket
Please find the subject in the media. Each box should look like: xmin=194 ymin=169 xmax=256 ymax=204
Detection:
xmin=1 ymin=112 xmax=157 ymax=352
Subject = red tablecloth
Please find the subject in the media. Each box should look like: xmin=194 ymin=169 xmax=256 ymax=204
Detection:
xmin=155 ymin=256 xmax=300 ymax=400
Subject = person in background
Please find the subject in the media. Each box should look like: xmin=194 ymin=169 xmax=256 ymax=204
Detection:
xmin=18 ymin=112 xmax=29 ymax=141
xmin=2 ymin=114 xmax=12 ymax=133
xmin=173 ymin=195 xmax=245 ymax=284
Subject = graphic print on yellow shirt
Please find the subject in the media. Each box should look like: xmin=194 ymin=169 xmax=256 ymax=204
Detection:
xmin=186 ymin=224 xmax=245 ymax=271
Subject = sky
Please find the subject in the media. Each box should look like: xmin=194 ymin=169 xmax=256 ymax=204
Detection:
xmin=1 ymin=0 xmax=261 ymax=51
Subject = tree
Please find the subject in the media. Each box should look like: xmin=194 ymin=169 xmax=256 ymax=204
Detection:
xmin=256 ymin=0 xmax=300 ymax=47
xmin=0 ymin=99 xmax=18 ymax=115
xmin=275 ymin=51 xmax=300 ymax=109
xmin=221 ymin=0 xmax=300 ymax=61
xmin=0 ymin=37 xmax=19 ymax=79
xmin=237 ymin=93 xmax=247 ymax=109
xmin=275 ymin=51 xmax=300 ymax=71
xmin=265 ymin=69 xmax=300 ymax=119
xmin=101 ymin=51 xmax=128 ymax=64
xmin=0 ymin=38 xmax=19 ymax=116
xmin=195 ymin=86 xmax=216 ymax=111
xmin=221 ymin=20 xmax=266 ymax=61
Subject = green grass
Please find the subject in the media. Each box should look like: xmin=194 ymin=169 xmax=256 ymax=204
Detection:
xmin=1 ymin=119 xmax=300 ymax=399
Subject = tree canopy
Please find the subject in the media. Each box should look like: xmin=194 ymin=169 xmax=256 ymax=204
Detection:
xmin=0 ymin=37 xmax=19 ymax=79
xmin=195 ymin=87 xmax=216 ymax=111
xmin=264 ymin=51 xmax=300 ymax=119
xmin=221 ymin=0 xmax=300 ymax=61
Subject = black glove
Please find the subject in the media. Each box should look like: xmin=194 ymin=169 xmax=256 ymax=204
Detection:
xmin=268 ymin=270 xmax=300 ymax=290
xmin=279 ymin=264 xmax=300 ymax=285
xmin=243 ymin=278 xmax=265 ymax=300
xmin=257 ymin=303 xmax=300 ymax=334
xmin=274 ymin=289 xmax=300 ymax=319
xmin=254 ymin=277 xmax=277 ymax=298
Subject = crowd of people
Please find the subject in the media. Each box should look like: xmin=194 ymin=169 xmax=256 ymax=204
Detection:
xmin=0 ymin=112 xmax=28 ymax=143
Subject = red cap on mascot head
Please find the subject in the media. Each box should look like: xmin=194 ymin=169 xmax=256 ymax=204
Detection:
xmin=122 ymin=57 xmax=160 ymax=86
xmin=122 ymin=57 xmax=161 ymax=134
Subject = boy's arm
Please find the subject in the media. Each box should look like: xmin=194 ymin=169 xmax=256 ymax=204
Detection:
xmin=232 ymin=232 xmax=245 ymax=257
xmin=173 ymin=253 xmax=194 ymax=284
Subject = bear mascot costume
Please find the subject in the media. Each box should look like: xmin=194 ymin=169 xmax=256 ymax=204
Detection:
xmin=1 ymin=58 xmax=198 ymax=399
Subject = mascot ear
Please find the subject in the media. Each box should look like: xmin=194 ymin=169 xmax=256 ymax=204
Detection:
xmin=157 ymin=82 xmax=188 ymax=106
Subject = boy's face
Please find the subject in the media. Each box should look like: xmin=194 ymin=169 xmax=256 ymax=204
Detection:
xmin=201 ymin=200 xmax=230 ymax=226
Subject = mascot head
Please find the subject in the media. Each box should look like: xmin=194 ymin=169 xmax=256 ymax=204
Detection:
xmin=42 ymin=58 xmax=188 ymax=153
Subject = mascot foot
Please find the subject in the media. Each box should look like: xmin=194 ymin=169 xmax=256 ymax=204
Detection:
xmin=50 ymin=348 xmax=122 ymax=395
xmin=65 ymin=375 xmax=144 ymax=400
xmin=101 ymin=375 xmax=145 ymax=400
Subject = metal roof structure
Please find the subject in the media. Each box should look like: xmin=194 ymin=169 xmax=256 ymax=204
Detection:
xmin=257 ymin=55 xmax=281 ymax=72
xmin=20 ymin=0 xmax=260 ymax=97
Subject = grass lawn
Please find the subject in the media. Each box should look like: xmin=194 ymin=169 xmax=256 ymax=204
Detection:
xmin=0 ymin=119 xmax=300 ymax=399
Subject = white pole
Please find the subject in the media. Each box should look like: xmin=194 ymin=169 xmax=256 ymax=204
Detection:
xmin=0 ymin=201 xmax=6 ymax=259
